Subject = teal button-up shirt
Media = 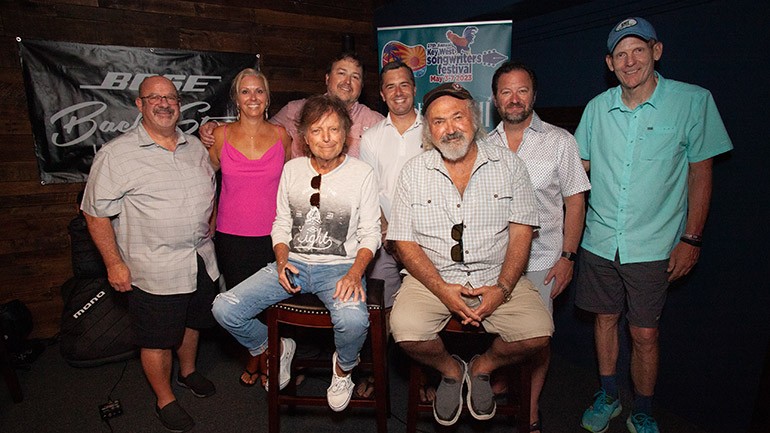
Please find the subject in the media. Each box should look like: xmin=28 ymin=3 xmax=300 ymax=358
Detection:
xmin=575 ymin=74 xmax=732 ymax=264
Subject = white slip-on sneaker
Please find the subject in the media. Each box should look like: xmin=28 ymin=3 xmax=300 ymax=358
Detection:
xmin=327 ymin=352 xmax=355 ymax=412
xmin=278 ymin=337 xmax=296 ymax=390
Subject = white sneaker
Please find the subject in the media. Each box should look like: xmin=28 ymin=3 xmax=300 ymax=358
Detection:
xmin=327 ymin=352 xmax=355 ymax=412
xmin=278 ymin=337 xmax=296 ymax=390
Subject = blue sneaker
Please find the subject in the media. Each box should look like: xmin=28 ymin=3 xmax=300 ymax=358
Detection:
xmin=626 ymin=413 xmax=660 ymax=433
xmin=581 ymin=389 xmax=622 ymax=433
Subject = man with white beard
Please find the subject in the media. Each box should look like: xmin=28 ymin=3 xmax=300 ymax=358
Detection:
xmin=387 ymin=82 xmax=553 ymax=427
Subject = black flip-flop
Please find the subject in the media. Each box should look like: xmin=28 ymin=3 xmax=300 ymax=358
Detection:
xmin=239 ymin=368 xmax=263 ymax=387
xmin=530 ymin=410 xmax=543 ymax=432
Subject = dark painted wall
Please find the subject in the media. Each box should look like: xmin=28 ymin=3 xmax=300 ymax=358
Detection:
xmin=377 ymin=1 xmax=770 ymax=432
xmin=513 ymin=2 xmax=769 ymax=432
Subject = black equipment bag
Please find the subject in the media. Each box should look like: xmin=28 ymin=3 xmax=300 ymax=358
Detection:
xmin=59 ymin=277 xmax=136 ymax=367
xmin=0 ymin=299 xmax=33 ymax=353
xmin=68 ymin=215 xmax=107 ymax=279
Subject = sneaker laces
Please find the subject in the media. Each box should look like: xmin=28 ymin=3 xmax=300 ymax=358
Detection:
xmin=630 ymin=412 xmax=657 ymax=429
xmin=593 ymin=389 xmax=616 ymax=406
xmin=330 ymin=372 xmax=352 ymax=393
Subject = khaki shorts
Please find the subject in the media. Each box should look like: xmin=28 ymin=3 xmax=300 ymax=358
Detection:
xmin=524 ymin=269 xmax=554 ymax=314
xmin=390 ymin=275 xmax=554 ymax=343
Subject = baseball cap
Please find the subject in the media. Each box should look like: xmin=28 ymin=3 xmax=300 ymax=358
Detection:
xmin=607 ymin=17 xmax=658 ymax=53
xmin=421 ymin=82 xmax=473 ymax=115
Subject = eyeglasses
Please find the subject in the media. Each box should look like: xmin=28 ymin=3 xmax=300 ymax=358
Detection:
xmin=310 ymin=174 xmax=321 ymax=208
xmin=139 ymin=94 xmax=180 ymax=105
xmin=451 ymin=223 xmax=464 ymax=262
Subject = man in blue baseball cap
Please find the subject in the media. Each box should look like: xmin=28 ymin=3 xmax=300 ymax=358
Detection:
xmin=606 ymin=16 xmax=658 ymax=53
xmin=574 ymin=16 xmax=733 ymax=433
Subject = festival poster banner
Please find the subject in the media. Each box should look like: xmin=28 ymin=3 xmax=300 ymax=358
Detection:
xmin=377 ymin=20 xmax=511 ymax=130
xmin=18 ymin=39 xmax=258 ymax=184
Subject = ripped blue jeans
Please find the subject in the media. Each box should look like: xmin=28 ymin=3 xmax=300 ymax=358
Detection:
xmin=211 ymin=260 xmax=369 ymax=371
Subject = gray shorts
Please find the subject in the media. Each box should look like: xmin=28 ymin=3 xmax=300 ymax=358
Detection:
xmin=575 ymin=249 xmax=670 ymax=328
xmin=390 ymin=275 xmax=554 ymax=343
xmin=366 ymin=246 xmax=402 ymax=308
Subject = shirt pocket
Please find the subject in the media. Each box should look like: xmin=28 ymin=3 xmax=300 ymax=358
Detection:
xmin=639 ymin=126 xmax=686 ymax=160
xmin=477 ymin=186 xmax=515 ymax=227
xmin=409 ymin=194 xmax=445 ymax=234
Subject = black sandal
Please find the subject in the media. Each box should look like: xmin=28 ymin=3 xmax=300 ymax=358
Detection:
xmin=529 ymin=419 xmax=542 ymax=432
xmin=239 ymin=368 xmax=263 ymax=387
xmin=529 ymin=410 xmax=543 ymax=432
xmin=239 ymin=353 xmax=267 ymax=388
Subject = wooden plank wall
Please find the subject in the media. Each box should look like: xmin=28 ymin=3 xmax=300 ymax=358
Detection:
xmin=0 ymin=0 xmax=383 ymax=338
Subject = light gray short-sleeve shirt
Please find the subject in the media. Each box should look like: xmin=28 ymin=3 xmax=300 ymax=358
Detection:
xmin=81 ymin=124 xmax=219 ymax=295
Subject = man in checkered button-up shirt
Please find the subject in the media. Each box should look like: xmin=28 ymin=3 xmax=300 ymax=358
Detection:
xmin=387 ymin=82 xmax=554 ymax=427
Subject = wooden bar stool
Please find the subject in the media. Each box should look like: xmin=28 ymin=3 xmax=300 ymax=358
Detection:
xmin=405 ymin=317 xmax=532 ymax=433
xmin=266 ymin=278 xmax=389 ymax=433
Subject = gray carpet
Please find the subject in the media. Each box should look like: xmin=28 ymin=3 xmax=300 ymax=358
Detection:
xmin=0 ymin=331 xmax=708 ymax=433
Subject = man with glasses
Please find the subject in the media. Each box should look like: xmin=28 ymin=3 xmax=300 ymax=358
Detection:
xmin=82 ymin=76 xmax=219 ymax=433
xmin=387 ymin=83 xmax=553 ymax=427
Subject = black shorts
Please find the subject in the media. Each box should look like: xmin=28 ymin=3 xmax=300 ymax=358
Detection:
xmin=129 ymin=254 xmax=218 ymax=349
xmin=574 ymin=249 xmax=670 ymax=328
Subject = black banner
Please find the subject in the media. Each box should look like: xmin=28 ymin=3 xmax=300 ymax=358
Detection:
xmin=18 ymin=39 xmax=258 ymax=184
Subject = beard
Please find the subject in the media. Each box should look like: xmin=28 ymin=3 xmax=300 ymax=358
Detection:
xmin=435 ymin=131 xmax=473 ymax=161
xmin=500 ymin=102 xmax=533 ymax=124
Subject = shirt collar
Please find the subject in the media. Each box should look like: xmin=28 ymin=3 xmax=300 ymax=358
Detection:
xmin=493 ymin=121 xmax=506 ymax=140
xmin=347 ymin=100 xmax=362 ymax=115
xmin=646 ymin=72 xmax=665 ymax=109
xmin=491 ymin=110 xmax=543 ymax=145
xmin=137 ymin=123 xmax=186 ymax=149
xmin=609 ymin=72 xmax=664 ymax=112
xmin=385 ymin=109 xmax=423 ymax=132
xmin=322 ymin=93 xmax=363 ymax=116
xmin=528 ymin=111 xmax=544 ymax=132
xmin=422 ymin=140 xmax=497 ymax=175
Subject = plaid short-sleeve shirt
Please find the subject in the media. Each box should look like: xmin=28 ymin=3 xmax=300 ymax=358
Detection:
xmin=387 ymin=140 xmax=538 ymax=287
xmin=81 ymin=124 xmax=219 ymax=295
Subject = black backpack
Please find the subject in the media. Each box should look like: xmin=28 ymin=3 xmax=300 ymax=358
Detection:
xmin=0 ymin=299 xmax=33 ymax=353
xmin=59 ymin=277 xmax=136 ymax=367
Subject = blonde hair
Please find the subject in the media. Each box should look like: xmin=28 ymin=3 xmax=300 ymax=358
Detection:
xmin=230 ymin=68 xmax=270 ymax=112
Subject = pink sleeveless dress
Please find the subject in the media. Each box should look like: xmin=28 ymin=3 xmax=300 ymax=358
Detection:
xmin=216 ymin=125 xmax=285 ymax=237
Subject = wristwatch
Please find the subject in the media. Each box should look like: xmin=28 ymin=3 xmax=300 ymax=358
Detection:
xmin=561 ymin=251 xmax=577 ymax=261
